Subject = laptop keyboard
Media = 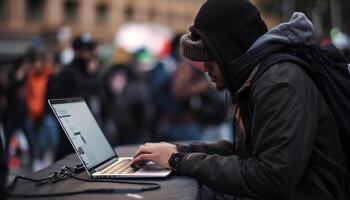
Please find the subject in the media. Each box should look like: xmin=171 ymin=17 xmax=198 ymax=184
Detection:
xmin=99 ymin=159 xmax=139 ymax=174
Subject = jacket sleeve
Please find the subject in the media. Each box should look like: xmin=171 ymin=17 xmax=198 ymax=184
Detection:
xmin=178 ymin=79 xmax=318 ymax=199
xmin=177 ymin=140 xmax=235 ymax=156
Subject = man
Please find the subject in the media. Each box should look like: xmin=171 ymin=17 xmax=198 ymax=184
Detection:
xmin=132 ymin=0 xmax=347 ymax=199
xmin=24 ymin=52 xmax=57 ymax=170
xmin=48 ymin=34 xmax=99 ymax=101
xmin=101 ymin=64 xmax=152 ymax=145
xmin=47 ymin=34 xmax=101 ymax=161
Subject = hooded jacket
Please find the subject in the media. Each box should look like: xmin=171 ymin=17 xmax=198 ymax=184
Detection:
xmin=177 ymin=11 xmax=347 ymax=200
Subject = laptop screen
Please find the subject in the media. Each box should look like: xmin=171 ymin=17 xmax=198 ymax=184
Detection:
xmin=50 ymin=99 xmax=116 ymax=170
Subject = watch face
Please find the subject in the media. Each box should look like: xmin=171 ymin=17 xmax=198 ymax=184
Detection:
xmin=169 ymin=153 xmax=185 ymax=171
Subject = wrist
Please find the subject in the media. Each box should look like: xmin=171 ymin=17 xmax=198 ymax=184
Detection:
xmin=168 ymin=152 xmax=186 ymax=172
xmin=175 ymin=144 xmax=191 ymax=153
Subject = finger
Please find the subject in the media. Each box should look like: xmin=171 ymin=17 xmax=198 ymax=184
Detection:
xmin=131 ymin=156 xmax=144 ymax=165
xmin=132 ymin=154 xmax=155 ymax=164
xmin=133 ymin=146 xmax=148 ymax=158
xmin=133 ymin=146 xmax=152 ymax=158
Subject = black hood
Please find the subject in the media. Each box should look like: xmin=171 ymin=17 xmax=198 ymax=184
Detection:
xmin=190 ymin=0 xmax=268 ymax=96
xmin=224 ymin=12 xmax=314 ymax=98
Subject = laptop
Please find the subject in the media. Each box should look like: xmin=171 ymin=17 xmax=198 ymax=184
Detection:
xmin=49 ymin=98 xmax=171 ymax=178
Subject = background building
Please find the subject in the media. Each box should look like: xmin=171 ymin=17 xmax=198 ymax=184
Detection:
xmin=0 ymin=0 xmax=207 ymax=58
xmin=0 ymin=0 xmax=348 ymax=58
xmin=255 ymin=0 xmax=350 ymax=38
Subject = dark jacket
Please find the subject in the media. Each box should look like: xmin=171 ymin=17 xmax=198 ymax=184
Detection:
xmin=47 ymin=58 xmax=100 ymax=101
xmin=177 ymin=13 xmax=347 ymax=200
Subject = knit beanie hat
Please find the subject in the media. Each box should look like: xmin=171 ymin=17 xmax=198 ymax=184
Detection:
xmin=180 ymin=33 xmax=214 ymax=62
xmin=180 ymin=0 xmax=268 ymax=66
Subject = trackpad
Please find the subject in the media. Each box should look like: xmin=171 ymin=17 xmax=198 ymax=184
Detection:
xmin=135 ymin=162 xmax=171 ymax=176
xmin=141 ymin=162 xmax=165 ymax=171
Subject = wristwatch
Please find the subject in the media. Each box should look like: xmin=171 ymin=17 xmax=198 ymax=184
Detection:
xmin=168 ymin=152 xmax=185 ymax=172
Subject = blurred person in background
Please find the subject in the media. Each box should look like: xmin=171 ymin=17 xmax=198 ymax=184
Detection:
xmin=147 ymin=35 xmax=182 ymax=141
xmin=47 ymin=34 xmax=102 ymax=161
xmin=48 ymin=34 xmax=100 ymax=100
xmin=101 ymin=64 xmax=152 ymax=146
xmin=0 ymin=64 xmax=8 ymax=194
xmin=0 ymin=67 xmax=7 ymax=125
xmin=3 ymin=57 xmax=29 ymax=166
xmin=0 ymin=128 xmax=7 ymax=198
xmin=158 ymin=60 xmax=225 ymax=141
xmin=148 ymin=34 xmax=225 ymax=141
xmin=23 ymin=51 xmax=59 ymax=171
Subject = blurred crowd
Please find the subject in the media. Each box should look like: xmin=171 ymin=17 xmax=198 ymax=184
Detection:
xmin=1 ymin=26 xmax=349 ymax=173
xmin=0 ymin=33 xmax=232 ymax=172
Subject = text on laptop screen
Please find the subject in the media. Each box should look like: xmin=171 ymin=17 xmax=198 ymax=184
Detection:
xmin=52 ymin=101 xmax=115 ymax=169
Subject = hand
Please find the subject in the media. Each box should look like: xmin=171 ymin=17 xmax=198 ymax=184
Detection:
xmin=132 ymin=142 xmax=178 ymax=169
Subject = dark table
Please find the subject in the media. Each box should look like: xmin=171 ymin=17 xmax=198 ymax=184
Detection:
xmin=8 ymin=145 xmax=200 ymax=200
